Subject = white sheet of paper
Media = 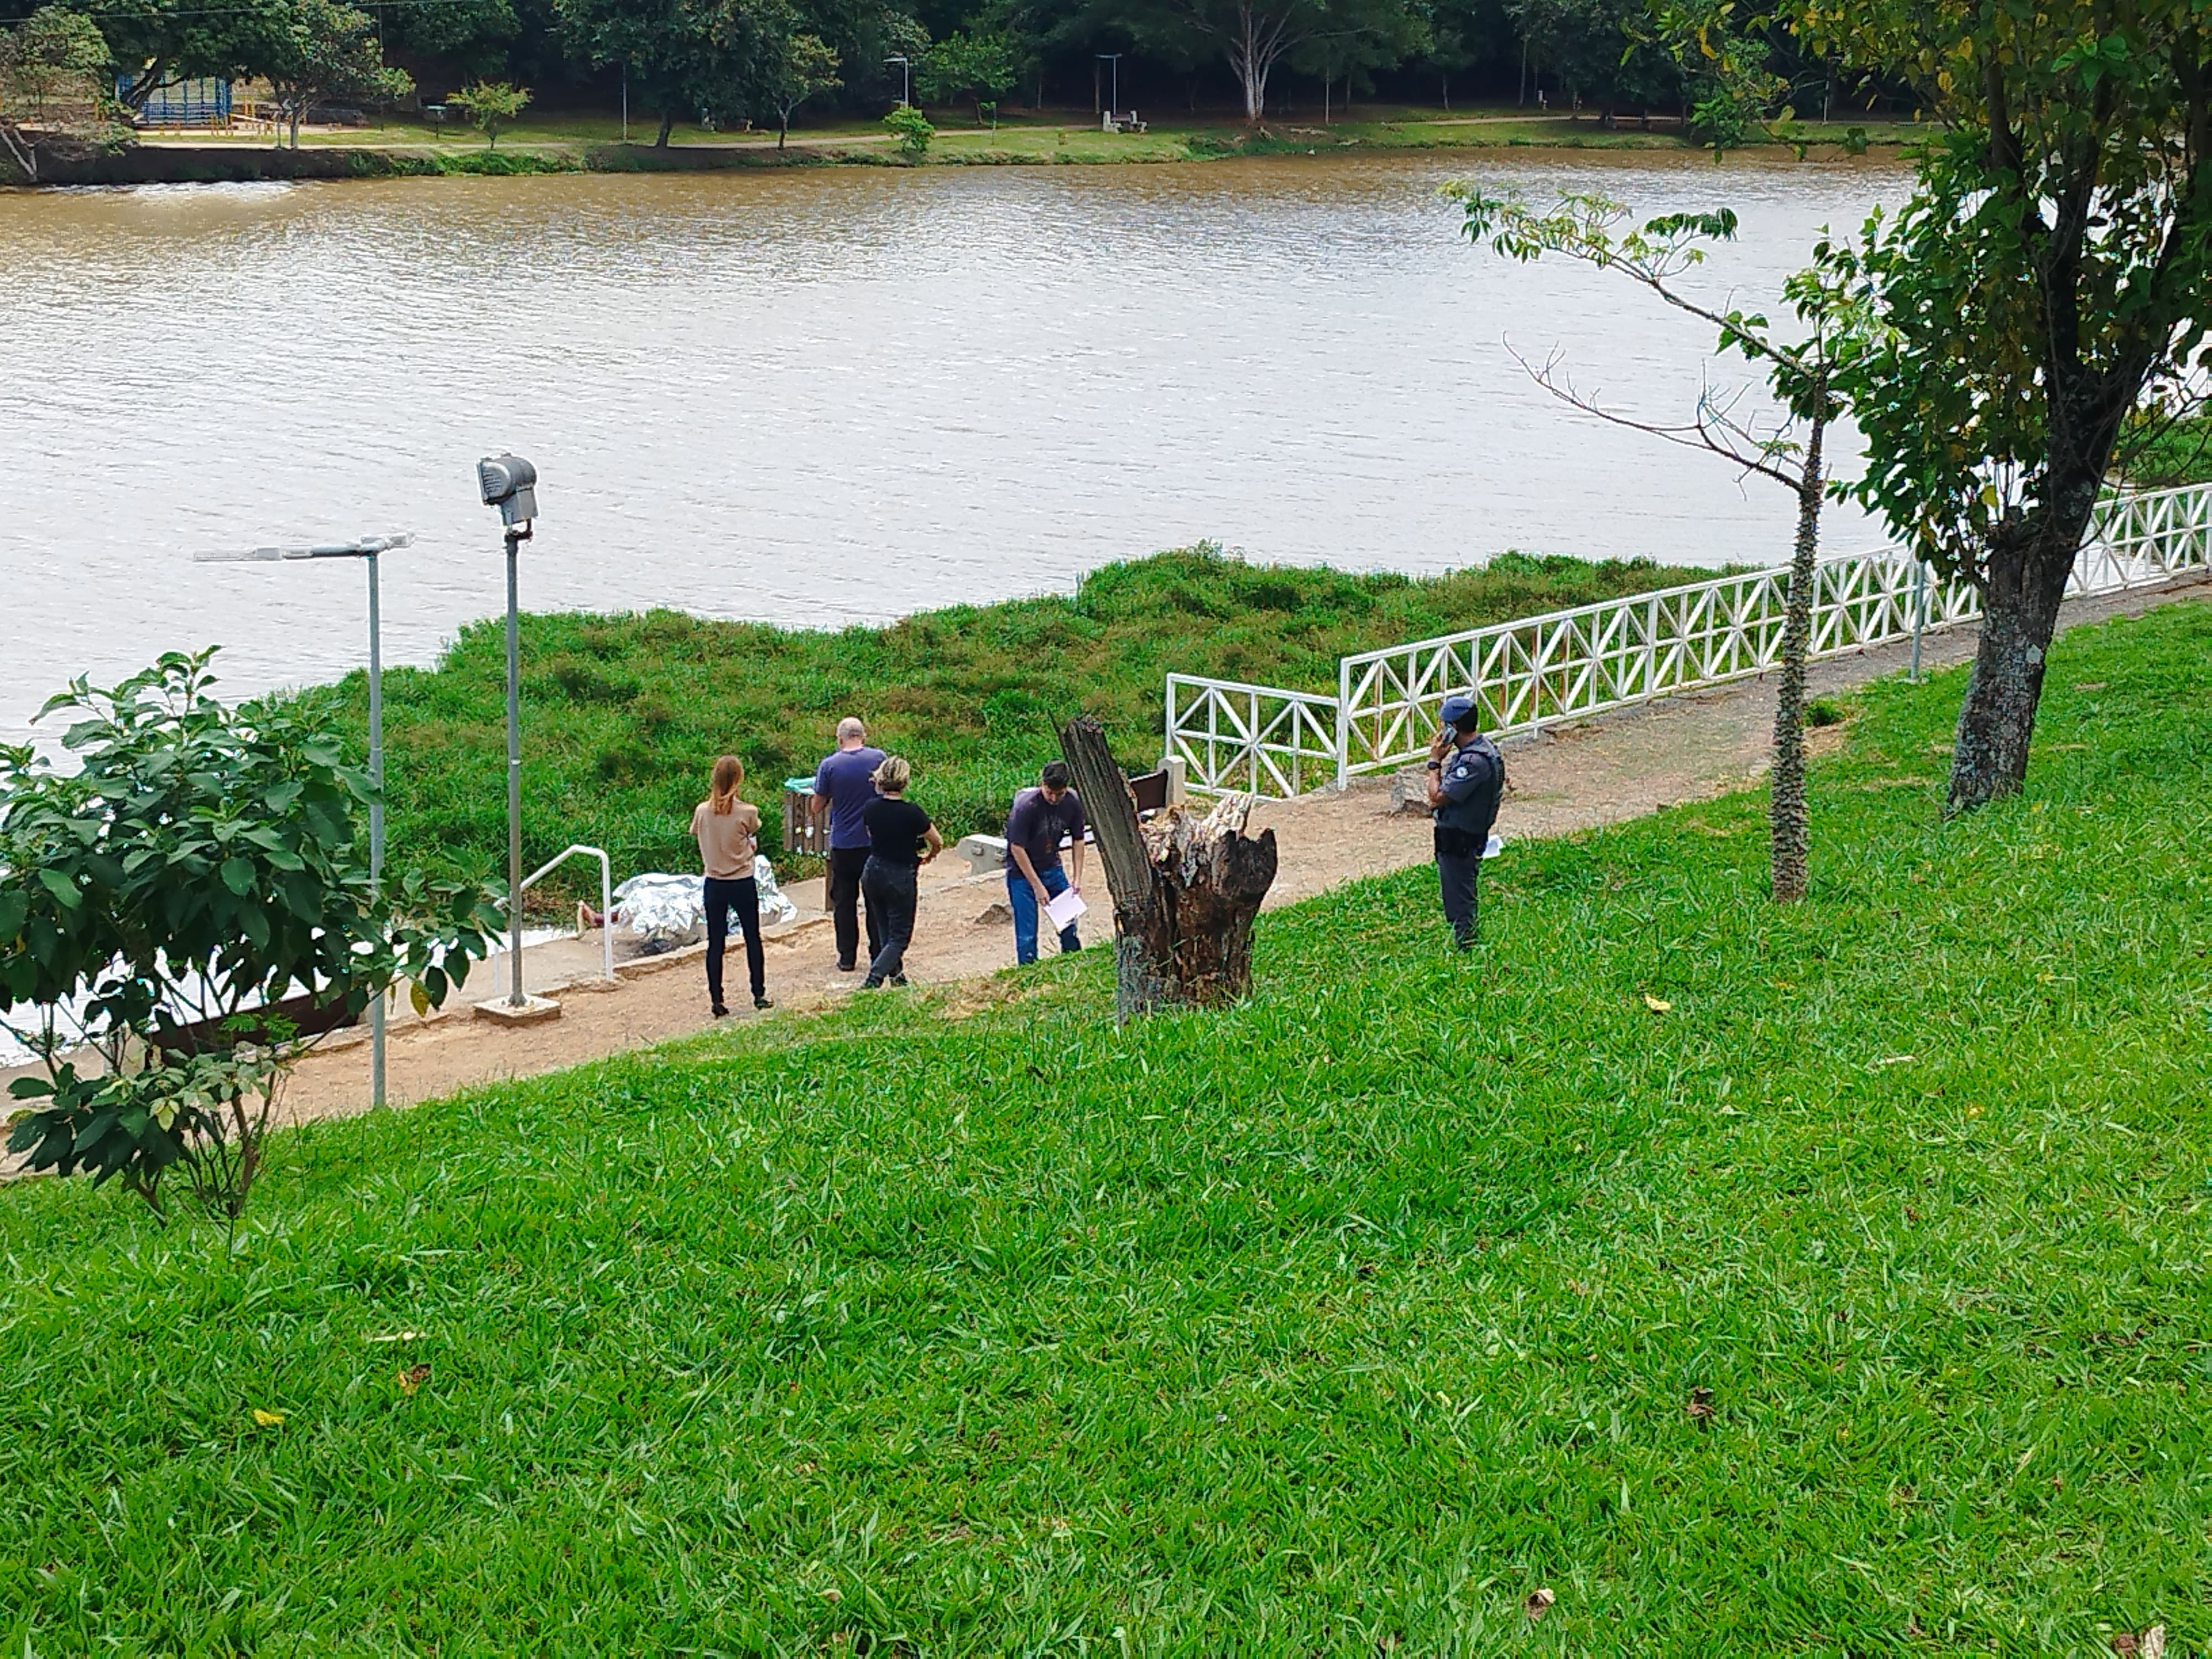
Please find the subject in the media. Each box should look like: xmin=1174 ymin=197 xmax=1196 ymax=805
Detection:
xmin=1045 ymin=888 xmax=1088 ymax=930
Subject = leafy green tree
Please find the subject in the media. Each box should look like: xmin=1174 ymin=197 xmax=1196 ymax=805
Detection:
xmin=450 ymin=76 xmax=531 ymax=143
xmin=1291 ymin=0 xmax=1422 ymax=119
xmin=1 ymin=653 xmax=500 ymax=1225
xmin=0 ymin=4 xmax=115 ymax=182
xmin=764 ymin=28 xmax=838 ymax=144
xmin=917 ymin=26 xmax=1015 ymax=119
xmin=1794 ymin=0 xmax=2212 ymax=811
xmin=252 ymin=0 xmax=413 ymax=147
xmin=557 ymin=0 xmax=781 ymax=145
xmin=1458 ymin=190 xmax=1874 ymax=901
xmin=1505 ymin=0 xmax=1676 ymax=120
xmin=882 ymin=98 xmax=932 ymax=150
xmin=1416 ymin=0 xmax=1507 ymax=109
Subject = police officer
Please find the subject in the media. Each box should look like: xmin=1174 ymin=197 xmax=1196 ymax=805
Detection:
xmin=1424 ymin=692 xmax=1505 ymax=950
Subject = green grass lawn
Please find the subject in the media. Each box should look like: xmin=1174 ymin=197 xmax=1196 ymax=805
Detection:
xmin=324 ymin=547 xmax=1718 ymax=899
xmin=5 ymin=598 xmax=2208 ymax=1650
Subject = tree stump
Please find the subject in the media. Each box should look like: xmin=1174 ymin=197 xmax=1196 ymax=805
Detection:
xmin=1057 ymin=716 xmax=1279 ymax=1018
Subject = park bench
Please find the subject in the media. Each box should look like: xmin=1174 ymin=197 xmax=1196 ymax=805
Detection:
xmin=1102 ymin=109 xmax=1148 ymax=134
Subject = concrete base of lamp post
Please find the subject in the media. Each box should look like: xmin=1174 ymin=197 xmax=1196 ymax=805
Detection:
xmin=471 ymin=993 xmax=562 ymax=1026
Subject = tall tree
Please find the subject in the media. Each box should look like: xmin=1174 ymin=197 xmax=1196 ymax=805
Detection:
xmin=1797 ymin=0 xmax=2212 ymax=811
xmin=0 ymin=4 xmax=114 ymax=181
xmin=252 ymin=0 xmax=412 ymax=147
xmin=1458 ymin=190 xmax=1872 ymax=902
xmin=1505 ymin=0 xmax=1676 ymax=119
xmin=556 ymin=0 xmax=784 ymax=143
xmin=764 ymin=28 xmax=839 ymax=144
xmin=916 ymin=25 xmax=1015 ymax=117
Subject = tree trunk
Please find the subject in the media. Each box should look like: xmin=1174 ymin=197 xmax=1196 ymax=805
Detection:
xmin=1768 ymin=416 xmax=1826 ymax=904
xmin=778 ymin=111 xmax=789 ymax=149
xmin=1945 ymin=519 xmax=2079 ymax=813
xmin=655 ymin=109 xmax=674 ymax=148
xmin=1058 ymin=717 xmax=1279 ymax=1019
xmin=0 ymin=123 xmax=39 ymax=183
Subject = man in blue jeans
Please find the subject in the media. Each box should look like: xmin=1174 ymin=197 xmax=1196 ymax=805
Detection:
xmin=1004 ymin=760 xmax=1087 ymax=964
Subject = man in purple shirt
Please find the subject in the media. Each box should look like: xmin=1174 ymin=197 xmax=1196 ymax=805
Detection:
xmin=812 ymin=716 xmax=888 ymax=972
xmin=1004 ymin=760 xmax=1087 ymax=964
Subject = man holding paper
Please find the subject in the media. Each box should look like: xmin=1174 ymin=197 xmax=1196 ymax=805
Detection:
xmin=1004 ymin=760 xmax=1087 ymax=964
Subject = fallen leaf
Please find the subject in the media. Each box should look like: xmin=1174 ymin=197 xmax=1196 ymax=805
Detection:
xmin=1524 ymin=1587 xmax=1554 ymax=1621
xmin=820 ymin=1587 xmax=842 ymax=1603
xmin=1642 ymin=993 xmax=1672 ymax=1013
xmin=1684 ymin=1386 xmax=1715 ymax=1424
xmin=251 ymin=1408 xmax=286 ymax=1427
xmin=366 ymin=1331 xmax=426 ymax=1345
xmin=396 ymin=1363 xmax=431 ymax=1395
xmin=2074 ymin=681 xmax=2108 ymax=692
xmin=2111 ymin=1629 xmax=2166 ymax=1659
xmin=1874 ymin=1055 xmax=1916 ymax=1067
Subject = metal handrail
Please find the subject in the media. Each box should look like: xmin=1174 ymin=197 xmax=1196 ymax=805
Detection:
xmin=514 ymin=843 xmax=614 ymax=986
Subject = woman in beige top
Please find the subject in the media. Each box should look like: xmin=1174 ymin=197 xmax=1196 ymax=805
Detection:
xmin=690 ymin=755 xmax=771 ymax=1015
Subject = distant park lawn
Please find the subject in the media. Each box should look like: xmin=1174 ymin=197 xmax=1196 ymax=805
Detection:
xmin=312 ymin=546 xmax=1726 ymax=902
xmin=142 ymin=105 xmax=1917 ymax=162
xmin=3 ymin=596 xmax=2207 ymax=1649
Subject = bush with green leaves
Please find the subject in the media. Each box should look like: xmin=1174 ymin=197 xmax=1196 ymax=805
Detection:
xmin=1 ymin=651 xmax=501 ymax=1224
xmin=881 ymin=103 xmax=932 ymax=158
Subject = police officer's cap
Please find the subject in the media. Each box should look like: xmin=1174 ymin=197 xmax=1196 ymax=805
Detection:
xmin=1439 ymin=693 xmax=1479 ymax=726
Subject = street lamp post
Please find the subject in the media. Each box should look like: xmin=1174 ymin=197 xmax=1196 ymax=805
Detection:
xmin=884 ymin=54 xmax=911 ymax=107
xmin=1097 ymin=53 xmax=1121 ymax=121
xmin=477 ymin=455 xmax=539 ymax=1007
xmin=193 ymin=533 xmax=413 ymax=1110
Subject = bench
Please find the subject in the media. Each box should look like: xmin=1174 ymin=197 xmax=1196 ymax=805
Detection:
xmin=1102 ymin=109 xmax=1148 ymax=134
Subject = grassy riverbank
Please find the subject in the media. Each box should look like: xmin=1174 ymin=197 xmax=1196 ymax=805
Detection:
xmin=5 ymin=598 xmax=2208 ymax=1648
xmin=321 ymin=547 xmax=1718 ymax=900
xmin=46 ymin=106 xmax=1920 ymax=184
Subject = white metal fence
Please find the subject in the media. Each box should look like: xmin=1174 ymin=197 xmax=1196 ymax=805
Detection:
xmin=1162 ymin=482 xmax=2212 ymax=798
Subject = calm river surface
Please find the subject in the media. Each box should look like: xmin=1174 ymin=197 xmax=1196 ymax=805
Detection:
xmin=0 ymin=153 xmax=1907 ymax=744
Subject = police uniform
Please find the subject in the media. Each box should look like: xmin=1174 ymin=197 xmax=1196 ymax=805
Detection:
xmin=1428 ymin=693 xmax=1504 ymax=950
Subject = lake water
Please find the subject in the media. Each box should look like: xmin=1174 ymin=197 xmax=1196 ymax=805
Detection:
xmin=0 ymin=152 xmax=1908 ymax=745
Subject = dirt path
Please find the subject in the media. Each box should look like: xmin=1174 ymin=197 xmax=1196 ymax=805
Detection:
xmin=9 ymin=576 xmax=2202 ymax=1159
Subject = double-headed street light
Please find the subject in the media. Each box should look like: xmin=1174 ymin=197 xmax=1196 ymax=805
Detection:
xmin=194 ymin=532 xmax=412 ymax=1110
xmin=477 ymin=455 xmax=538 ymax=1009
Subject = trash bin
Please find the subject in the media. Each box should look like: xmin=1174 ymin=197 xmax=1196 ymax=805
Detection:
xmin=782 ymin=778 xmax=827 ymax=857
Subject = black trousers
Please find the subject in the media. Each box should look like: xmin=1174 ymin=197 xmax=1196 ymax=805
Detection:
xmin=827 ymin=845 xmax=881 ymax=968
xmin=861 ymin=856 xmax=919 ymax=984
xmin=704 ymin=875 xmax=765 ymax=1006
xmin=1434 ymin=826 xmax=1482 ymax=950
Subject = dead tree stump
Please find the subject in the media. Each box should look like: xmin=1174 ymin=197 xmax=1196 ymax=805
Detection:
xmin=1057 ymin=716 xmax=1279 ymax=1018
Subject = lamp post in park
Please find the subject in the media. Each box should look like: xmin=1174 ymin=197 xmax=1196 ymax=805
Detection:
xmin=193 ymin=533 xmax=411 ymax=1110
xmin=477 ymin=455 xmax=539 ymax=1009
xmin=1097 ymin=52 xmax=1121 ymax=119
xmin=885 ymin=54 xmax=911 ymax=107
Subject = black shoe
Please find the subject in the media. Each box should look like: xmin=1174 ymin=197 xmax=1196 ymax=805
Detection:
xmin=860 ymin=977 xmax=882 ymax=990
xmin=753 ymin=994 xmax=773 ymax=1010
xmin=712 ymin=1003 xmax=731 ymax=1018
xmin=836 ymin=959 xmax=857 ymax=973
xmin=889 ymin=975 xmax=908 ymax=987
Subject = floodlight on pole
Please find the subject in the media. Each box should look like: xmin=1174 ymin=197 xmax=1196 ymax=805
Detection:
xmin=884 ymin=54 xmax=911 ymax=107
xmin=192 ymin=531 xmax=413 ymax=1112
xmin=478 ymin=454 xmax=538 ymax=1008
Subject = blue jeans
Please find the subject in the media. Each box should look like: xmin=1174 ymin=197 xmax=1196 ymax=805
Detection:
xmin=1008 ymin=865 xmax=1081 ymax=964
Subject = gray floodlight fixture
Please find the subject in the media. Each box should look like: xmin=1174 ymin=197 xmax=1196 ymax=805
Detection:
xmin=478 ymin=454 xmax=539 ymax=526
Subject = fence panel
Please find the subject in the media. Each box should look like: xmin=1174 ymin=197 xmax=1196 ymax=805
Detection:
xmin=1165 ymin=482 xmax=2212 ymax=799
xmin=1164 ymin=675 xmax=1341 ymax=800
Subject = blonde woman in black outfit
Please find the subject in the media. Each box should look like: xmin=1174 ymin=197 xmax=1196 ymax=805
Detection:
xmin=859 ymin=755 xmax=942 ymax=989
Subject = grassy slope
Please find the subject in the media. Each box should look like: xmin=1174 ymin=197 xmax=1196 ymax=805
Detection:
xmin=336 ymin=548 xmax=1716 ymax=896
xmin=6 ymin=599 xmax=2209 ymax=1651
